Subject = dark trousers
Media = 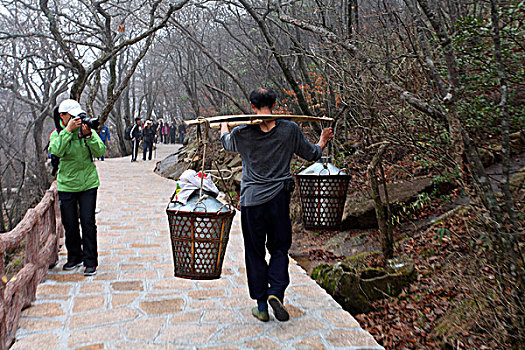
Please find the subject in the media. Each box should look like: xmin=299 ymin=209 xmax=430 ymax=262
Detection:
xmin=143 ymin=141 xmax=153 ymax=160
xmin=241 ymin=190 xmax=292 ymax=303
xmin=100 ymin=140 xmax=107 ymax=160
xmin=58 ymin=188 xmax=98 ymax=267
xmin=131 ymin=139 xmax=139 ymax=161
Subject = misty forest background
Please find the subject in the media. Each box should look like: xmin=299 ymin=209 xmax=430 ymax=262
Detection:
xmin=0 ymin=0 xmax=523 ymax=349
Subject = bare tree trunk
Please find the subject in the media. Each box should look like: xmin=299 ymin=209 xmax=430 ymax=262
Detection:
xmin=489 ymin=0 xmax=524 ymax=341
xmin=239 ymin=0 xmax=313 ymax=116
xmin=368 ymin=143 xmax=394 ymax=262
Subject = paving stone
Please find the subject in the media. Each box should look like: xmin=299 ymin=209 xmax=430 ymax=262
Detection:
xmin=187 ymin=299 xmax=218 ymax=310
xmin=128 ymin=256 xmax=160 ymax=262
xmin=111 ymin=280 xmax=144 ymax=291
xmin=326 ymin=329 xmax=383 ymax=348
xmin=287 ymin=304 xmax=306 ymax=318
xmin=47 ymin=273 xmax=87 ymax=283
xmin=130 ymin=243 xmax=162 ymax=248
xmin=289 ymin=285 xmax=327 ymax=297
xmin=68 ymin=326 xmax=119 ymax=347
xmin=21 ymin=302 xmax=64 ymax=317
xmin=17 ymin=318 xmax=62 ymax=332
xmin=139 ymin=298 xmax=184 ymax=315
xmin=188 ymin=289 xmax=226 ymax=299
xmin=268 ymin=318 xmax=326 ymax=341
xmin=111 ymin=293 xmax=139 ymax=308
xmin=10 ymin=333 xmax=59 ymax=350
xmin=94 ymin=272 xmax=120 ymax=281
xmin=202 ymin=309 xmax=238 ymax=323
xmin=73 ymin=295 xmax=106 ymax=313
xmin=194 ymin=279 xmax=231 ymax=289
xmin=114 ymin=342 xmax=184 ymax=350
xmin=217 ymin=296 xmax=252 ymax=308
xmin=69 ymin=307 xmax=138 ymax=329
xmin=124 ymin=271 xmax=154 ymax=280
xmin=74 ymin=344 xmax=105 ymax=350
xmin=78 ymin=282 xmax=104 ymax=294
xmin=123 ymin=318 xmax=165 ymax=340
xmin=169 ymin=311 xmax=202 ymax=324
xmin=293 ymin=335 xmax=327 ymax=349
xmin=215 ymin=324 xmax=265 ymax=343
xmin=120 ymin=263 xmax=146 ymax=270
xmin=322 ymin=308 xmax=361 ymax=328
xmin=36 ymin=284 xmax=72 ymax=296
xmin=244 ymin=337 xmax=281 ymax=350
xmin=158 ymin=324 xmax=218 ymax=344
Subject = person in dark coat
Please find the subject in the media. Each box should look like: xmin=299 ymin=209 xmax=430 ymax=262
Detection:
xmin=97 ymin=124 xmax=110 ymax=160
xmin=178 ymin=123 xmax=187 ymax=144
xmin=169 ymin=123 xmax=177 ymax=144
xmin=129 ymin=118 xmax=142 ymax=162
xmin=141 ymin=120 xmax=156 ymax=160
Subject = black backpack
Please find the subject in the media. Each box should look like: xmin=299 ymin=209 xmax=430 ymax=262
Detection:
xmin=124 ymin=125 xmax=132 ymax=140
xmin=46 ymin=106 xmax=62 ymax=176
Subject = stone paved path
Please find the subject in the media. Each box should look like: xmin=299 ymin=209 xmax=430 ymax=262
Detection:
xmin=12 ymin=144 xmax=383 ymax=350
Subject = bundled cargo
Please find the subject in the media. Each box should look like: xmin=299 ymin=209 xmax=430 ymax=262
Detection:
xmin=166 ymin=170 xmax=235 ymax=279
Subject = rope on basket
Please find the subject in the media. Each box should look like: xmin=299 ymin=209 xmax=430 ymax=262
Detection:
xmin=196 ymin=117 xmax=210 ymax=202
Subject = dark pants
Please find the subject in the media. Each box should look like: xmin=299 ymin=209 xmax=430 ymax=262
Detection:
xmin=179 ymin=134 xmax=185 ymax=144
xmin=100 ymin=140 xmax=107 ymax=160
xmin=143 ymin=141 xmax=153 ymax=160
xmin=58 ymin=188 xmax=98 ymax=267
xmin=241 ymin=190 xmax=292 ymax=303
xmin=131 ymin=139 xmax=139 ymax=161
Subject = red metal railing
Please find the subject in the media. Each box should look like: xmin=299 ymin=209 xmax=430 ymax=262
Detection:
xmin=0 ymin=182 xmax=63 ymax=350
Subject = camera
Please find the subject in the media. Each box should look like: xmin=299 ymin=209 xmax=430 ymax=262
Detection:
xmin=77 ymin=113 xmax=100 ymax=129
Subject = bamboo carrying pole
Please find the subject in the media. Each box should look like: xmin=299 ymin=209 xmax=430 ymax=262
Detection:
xmin=184 ymin=114 xmax=334 ymax=128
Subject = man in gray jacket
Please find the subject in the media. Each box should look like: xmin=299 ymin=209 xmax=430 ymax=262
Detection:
xmin=221 ymin=87 xmax=333 ymax=322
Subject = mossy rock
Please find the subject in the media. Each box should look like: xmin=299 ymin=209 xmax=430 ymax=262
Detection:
xmin=312 ymin=258 xmax=416 ymax=315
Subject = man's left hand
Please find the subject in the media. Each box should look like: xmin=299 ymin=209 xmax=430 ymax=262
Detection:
xmin=317 ymin=127 xmax=334 ymax=150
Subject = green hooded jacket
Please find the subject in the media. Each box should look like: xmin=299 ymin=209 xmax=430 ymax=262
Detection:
xmin=49 ymin=124 xmax=107 ymax=192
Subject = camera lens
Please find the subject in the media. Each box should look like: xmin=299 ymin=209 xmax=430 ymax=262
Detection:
xmin=77 ymin=113 xmax=100 ymax=129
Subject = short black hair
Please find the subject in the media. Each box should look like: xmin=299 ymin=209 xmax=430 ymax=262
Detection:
xmin=135 ymin=117 xmax=141 ymax=122
xmin=249 ymin=88 xmax=277 ymax=109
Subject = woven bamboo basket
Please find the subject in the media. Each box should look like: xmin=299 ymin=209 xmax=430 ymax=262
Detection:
xmin=166 ymin=193 xmax=235 ymax=279
xmin=295 ymin=157 xmax=350 ymax=231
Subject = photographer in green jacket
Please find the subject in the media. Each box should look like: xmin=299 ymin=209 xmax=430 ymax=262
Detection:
xmin=49 ymin=99 xmax=106 ymax=276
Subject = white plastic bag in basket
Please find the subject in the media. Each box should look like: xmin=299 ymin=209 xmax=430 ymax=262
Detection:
xmin=173 ymin=169 xmax=219 ymax=204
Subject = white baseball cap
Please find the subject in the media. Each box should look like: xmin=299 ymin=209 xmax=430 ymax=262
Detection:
xmin=58 ymin=99 xmax=86 ymax=117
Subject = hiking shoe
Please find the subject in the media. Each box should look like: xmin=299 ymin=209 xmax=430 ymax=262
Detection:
xmin=83 ymin=266 xmax=97 ymax=276
xmin=251 ymin=307 xmax=269 ymax=322
xmin=268 ymin=295 xmax=289 ymax=322
xmin=62 ymin=261 xmax=82 ymax=271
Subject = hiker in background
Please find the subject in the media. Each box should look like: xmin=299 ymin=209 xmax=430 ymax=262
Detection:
xmin=142 ymin=120 xmax=156 ymax=160
xmin=156 ymin=119 xmax=164 ymax=144
xmin=48 ymin=99 xmax=106 ymax=276
xmin=97 ymin=124 xmax=110 ymax=161
xmin=162 ymin=122 xmax=170 ymax=144
xmin=178 ymin=122 xmax=186 ymax=144
xmin=169 ymin=122 xmax=177 ymax=144
xmin=220 ymin=88 xmax=334 ymax=322
xmin=129 ymin=117 xmax=142 ymax=162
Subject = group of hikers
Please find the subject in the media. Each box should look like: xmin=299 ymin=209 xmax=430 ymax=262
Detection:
xmin=128 ymin=118 xmax=186 ymax=162
xmin=48 ymin=88 xmax=333 ymax=323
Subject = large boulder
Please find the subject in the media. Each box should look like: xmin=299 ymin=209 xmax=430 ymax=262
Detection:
xmin=312 ymin=256 xmax=416 ymax=315
xmin=341 ymin=176 xmax=454 ymax=229
xmin=154 ymin=152 xmax=185 ymax=180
